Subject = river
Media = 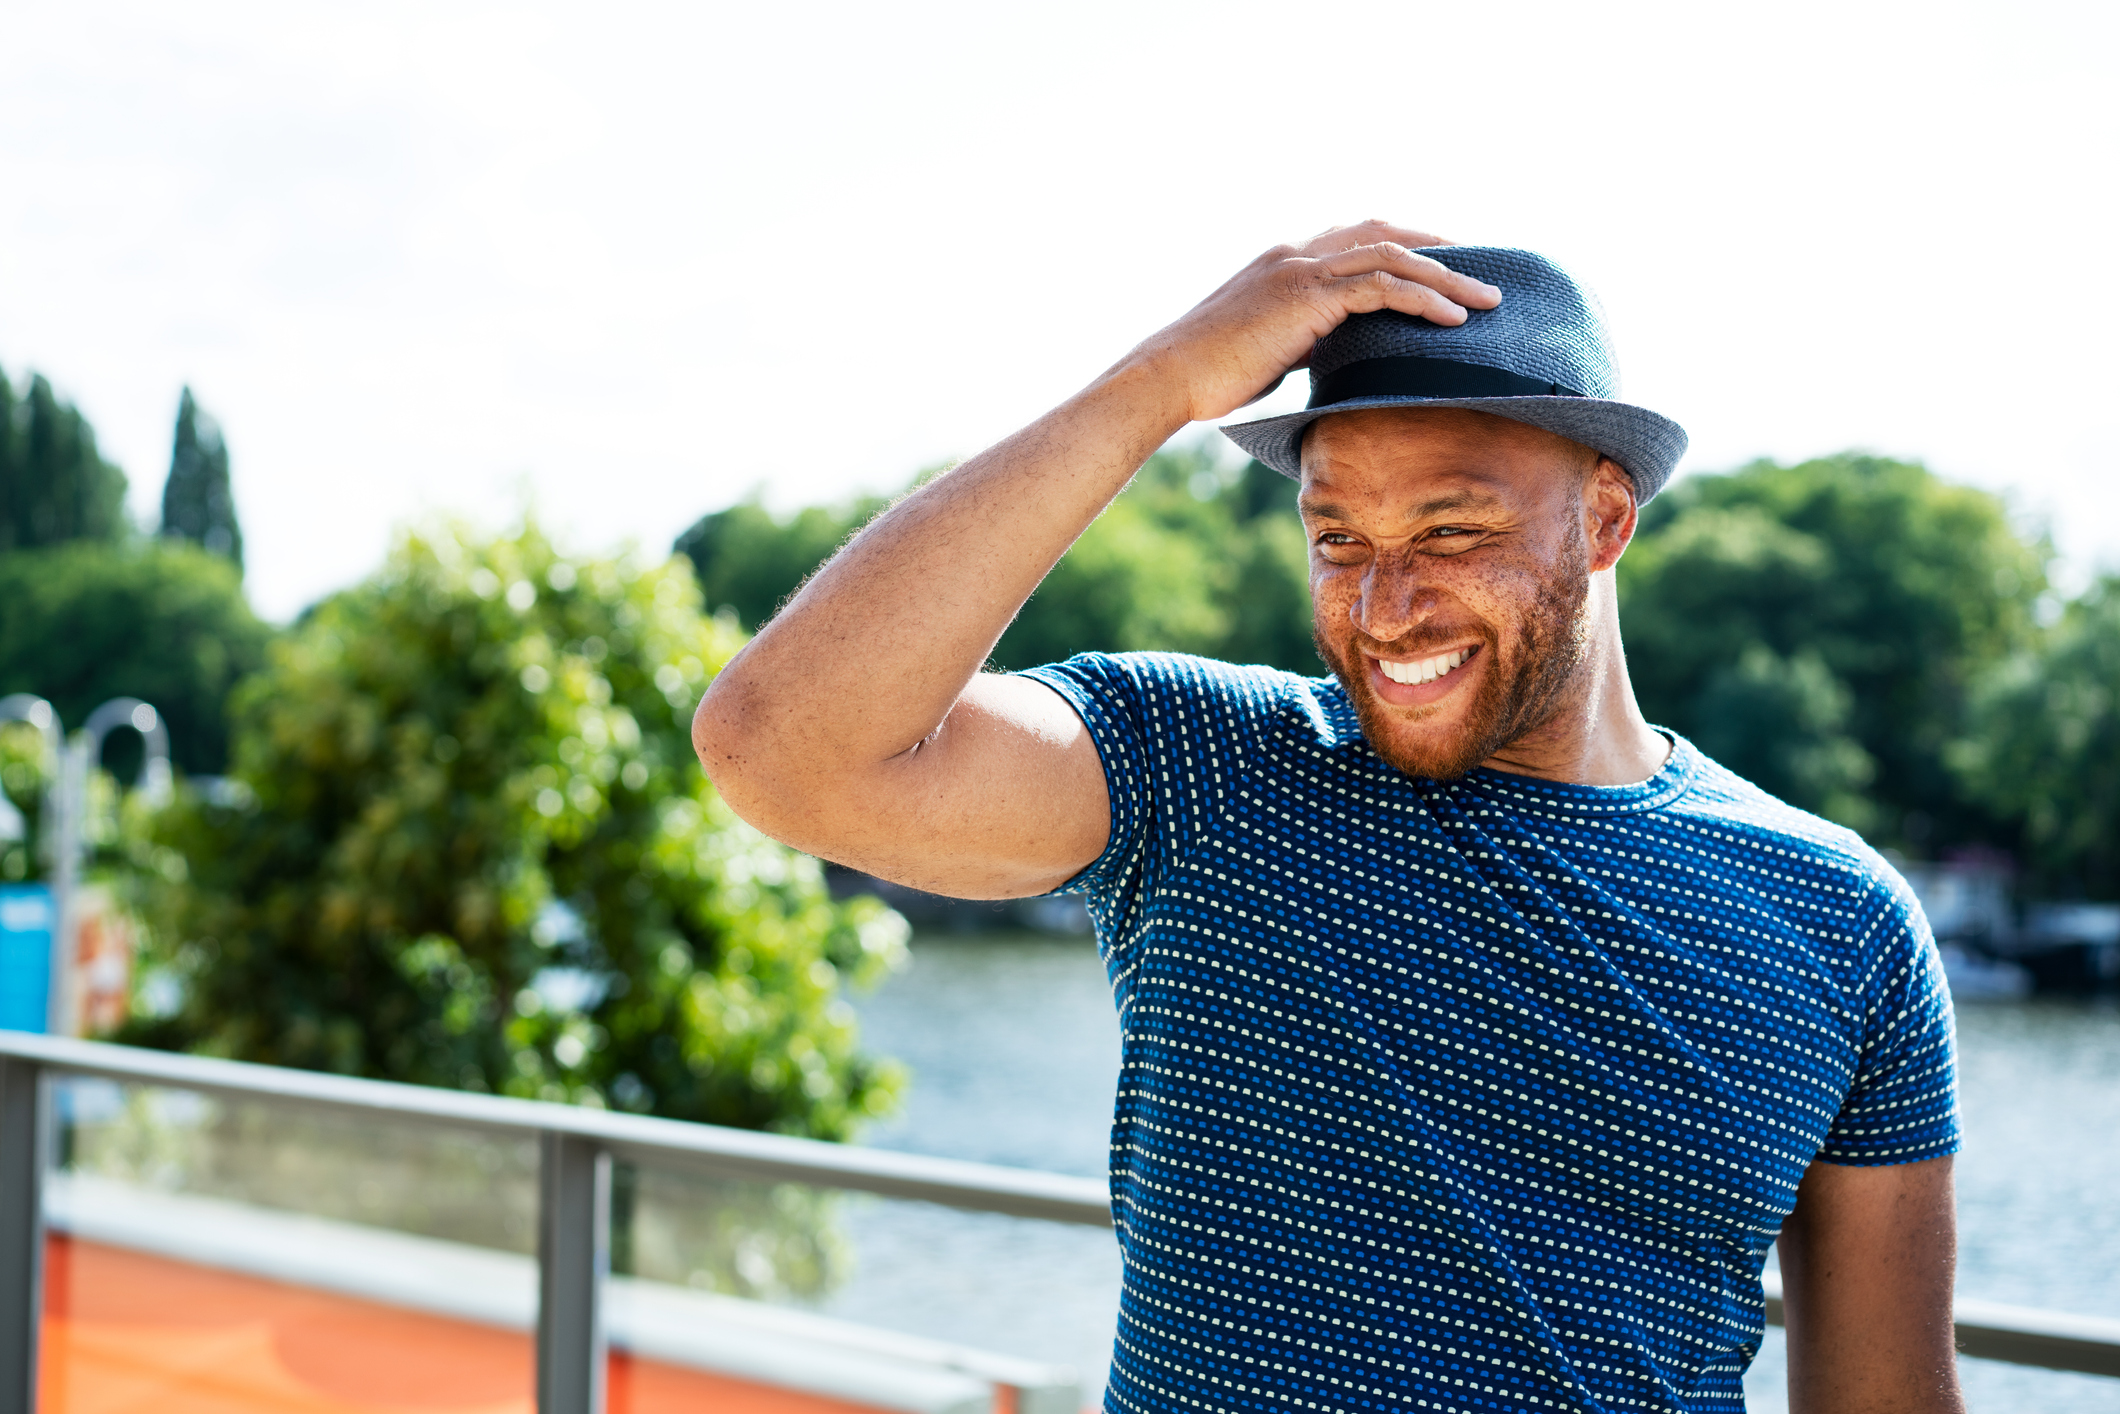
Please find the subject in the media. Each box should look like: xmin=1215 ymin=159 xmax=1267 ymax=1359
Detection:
xmin=816 ymin=931 xmax=2120 ymax=1413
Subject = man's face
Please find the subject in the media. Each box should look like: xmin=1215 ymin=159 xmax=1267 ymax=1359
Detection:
xmin=1300 ymin=407 xmax=1614 ymax=780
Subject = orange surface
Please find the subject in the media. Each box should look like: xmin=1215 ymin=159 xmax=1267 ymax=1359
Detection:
xmin=39 ymin=1234 xmax=894 ymax=1414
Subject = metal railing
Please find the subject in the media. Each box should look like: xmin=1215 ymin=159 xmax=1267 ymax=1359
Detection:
xmin=3 ymin=1030 xmax=2117 ymax=1414
xmin=0 ymin=1030 xmax=1107 ymax=1414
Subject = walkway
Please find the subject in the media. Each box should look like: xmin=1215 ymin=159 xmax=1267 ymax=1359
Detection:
xmin=40 ymin=1234 xmax=883 ymax=1414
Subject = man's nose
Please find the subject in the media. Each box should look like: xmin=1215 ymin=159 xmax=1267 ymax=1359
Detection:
xmin=1350 ymin=557 xmax=1441 ymax=644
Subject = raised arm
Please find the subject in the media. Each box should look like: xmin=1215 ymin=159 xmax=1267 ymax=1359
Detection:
xmin=691 ymin=220 xmax=1501 ymax=898
xmin=1777 ymin=1155 xmax=1964 ymax=1413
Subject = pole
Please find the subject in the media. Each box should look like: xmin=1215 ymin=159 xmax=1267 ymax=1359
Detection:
xmin=46 ymin=739 xmax=85 ymax=1037
xmin=48 ymin=701 xmax=172 ymax=1038
xmin=0 ymin=1053 xmax=48 ymax=1414
xmin=535 ymin=1131 xmax=609 ymax=1414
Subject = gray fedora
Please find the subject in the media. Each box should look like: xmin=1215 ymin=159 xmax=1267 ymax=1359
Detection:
xmin=1221 ymin=246 xmax=1687 ymax=502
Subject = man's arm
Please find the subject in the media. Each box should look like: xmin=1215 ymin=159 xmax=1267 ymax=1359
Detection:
xmin=1778 ymin=1155 xmax=1964 ymax=1413
xmin=691 ymin=221 xmax=1501 ymax=898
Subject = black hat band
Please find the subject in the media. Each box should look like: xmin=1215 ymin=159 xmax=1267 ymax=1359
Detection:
xmin=1308 ymin=356 xmax=1585 ymax=410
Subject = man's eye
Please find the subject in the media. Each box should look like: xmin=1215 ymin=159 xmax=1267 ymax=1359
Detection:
xmin=1427 ymin=526 xmax=1487 ymax=545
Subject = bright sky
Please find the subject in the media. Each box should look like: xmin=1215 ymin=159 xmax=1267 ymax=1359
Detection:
xmin=2 ymin=0 xmax=2114 ymax=620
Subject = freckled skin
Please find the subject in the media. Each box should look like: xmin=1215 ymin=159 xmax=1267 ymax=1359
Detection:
xmin=1300 ymin=406 xmax=1625 ymax=783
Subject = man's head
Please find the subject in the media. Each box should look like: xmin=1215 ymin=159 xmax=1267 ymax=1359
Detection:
xmin=1299 ymin=406 xmax=1639 ymax=780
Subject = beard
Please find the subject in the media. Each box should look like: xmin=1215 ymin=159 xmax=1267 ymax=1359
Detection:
xmin=1315 ymin=528 xmax=1593 ymax=782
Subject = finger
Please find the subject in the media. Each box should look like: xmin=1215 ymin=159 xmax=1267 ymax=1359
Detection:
xmin=1298 ymin=218 xmax=1454 ymax=258
xmin=1329 ymin=269 xmax=1486 ymax=326
xmin=1318 ymin=242 xmax=1503 ymax=312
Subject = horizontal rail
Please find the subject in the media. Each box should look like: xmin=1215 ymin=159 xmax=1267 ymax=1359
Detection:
xmin=1763 ymin=1272 xmax=2120 ymax=1378
xmin=0 ymin=1031 xmax=1111 ymax=1227
xmin=8 ymin=1033 xmax=2117 ymax=1385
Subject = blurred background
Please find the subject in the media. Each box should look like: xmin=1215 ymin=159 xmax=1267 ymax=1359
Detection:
xmin=1 ymin=2 xmax=2116 ymax=1412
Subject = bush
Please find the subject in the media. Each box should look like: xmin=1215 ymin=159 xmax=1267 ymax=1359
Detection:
xmin=128 ymin=523 xmax=907 ymax=1138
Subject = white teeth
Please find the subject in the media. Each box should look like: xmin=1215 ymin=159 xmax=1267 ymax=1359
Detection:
xmin=1379 ymin=649 xmax=1471 ymax=685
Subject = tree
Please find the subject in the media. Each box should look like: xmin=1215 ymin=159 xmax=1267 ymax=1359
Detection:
xmin=128 ymin=523 xmax=908 ymax=1138
xmin=675 ymin=491 xmax=892 ymax=633
xmin=1686 ymin=644 xmax=1879 ymax=834
xmin=0 ymin=541 xmax=270 ymax=774
xmin=673 ymin=444 xmax=1321 ymax=675
xmin=1616 ymin=454 xmax=2047 ymax=846
xmin=0 ymin=369 xmax=130 ymax=552
xmin=1951 ymin=577 xmax=2120 ymax=899
xmin=161 ymin=386 xmax=243 ymax=571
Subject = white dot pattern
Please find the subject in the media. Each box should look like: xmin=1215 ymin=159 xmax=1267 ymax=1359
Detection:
xmin=1021 ymin=653 xmax=1960 ymax=1414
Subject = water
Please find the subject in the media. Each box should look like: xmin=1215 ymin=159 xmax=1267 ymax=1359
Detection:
xmin=808 ymin=935 xmax=1124 ymax=1394
xmin=833 ymin=932 xmax=2120 ymax=1412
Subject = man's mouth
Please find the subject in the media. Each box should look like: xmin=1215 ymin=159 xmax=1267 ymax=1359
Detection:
xmin=1376 ymin=646 xmax=1476 ymax=686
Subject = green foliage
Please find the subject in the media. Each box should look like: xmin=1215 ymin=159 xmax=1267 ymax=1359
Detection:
xmin=1617 ymin=453 xmax=2046 ymax=845
xmin=0 ymin=721 xmax=52 ymax=883
xmin=1951 ymin=577 xmax=2120 ymax=899
xmin=993 ymin=448 xmax=1314 ymax=671
xmin=127 ymin=523 xmax=907 ymax=1138
xmin=0 ymin=369 xmax=130 ymax=552
xmin=672 ymin=443 xmax=2089 ymax=874
xmin=0 ymin=541 xmax=270 ymax=775
xmin=0 ymin=717 xmax=177 ymax=898
xmin=674 ymin=490 xmax=895 ymax=633
xmin=1687 ymin=645 xmax=1878 ymax=834
xmin=161 ymin=387 xmax=243 ymax=571
xmin=673 ymin=444 xmax=1320 ymax=674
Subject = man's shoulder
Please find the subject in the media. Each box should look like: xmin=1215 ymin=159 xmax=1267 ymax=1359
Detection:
xmin=1666 ymin=743 xmax=1918 ymax=917
xmin=1021 ymin=651 xmax=1351 ymax=742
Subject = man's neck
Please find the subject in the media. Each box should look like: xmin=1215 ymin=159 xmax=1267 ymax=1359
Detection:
xmin=1480 ymin=581 xmax=1668 ymax=787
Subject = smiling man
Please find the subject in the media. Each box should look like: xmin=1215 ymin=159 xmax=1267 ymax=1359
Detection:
xmin=694 ymin=225 xmax=1963 ymax=1414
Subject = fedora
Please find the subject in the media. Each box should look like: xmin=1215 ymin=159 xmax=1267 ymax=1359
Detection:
xmin=1221 ymin=246 xmax=1687 ymax=502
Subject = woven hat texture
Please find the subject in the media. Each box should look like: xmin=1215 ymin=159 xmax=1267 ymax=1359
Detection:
xmin=1221 ymin=245 xmax=1688 ymax=501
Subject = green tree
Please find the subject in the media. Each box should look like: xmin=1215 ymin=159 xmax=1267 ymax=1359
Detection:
xmin=161 ymin=387 xmax=243 ymax=571
xmin=1687 ymin=645 xmax=1879 ymax=834
xmin=1617 ymin=453 xmax=2046 ymax=845
xmin=0 ymin=720 xmax=53 ymax=884
xmin=129 ymin=523 xmax=907 ymax=1138
xmin=674 ymin=445 xmax=1321 ymax=674
xmin=1951 ymin=576 xmax=2120 ymax=899
xmin=0 ymin=369 xmax=130 ymax=551
xmin=0 ymin=541 xmax=270 ymax=774
xmin=674 ymin=491 xmax=891 ymax=632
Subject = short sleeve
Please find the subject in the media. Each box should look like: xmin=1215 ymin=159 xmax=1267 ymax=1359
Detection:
xmin=1017 ymin=653 xmax=1309 ymax=962
xmin=1817 ymin=884 xmax=1961 ymax=1165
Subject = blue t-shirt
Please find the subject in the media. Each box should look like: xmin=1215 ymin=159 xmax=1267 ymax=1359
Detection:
xmin=1022 ymin=653 xmax=1959 ymax=1414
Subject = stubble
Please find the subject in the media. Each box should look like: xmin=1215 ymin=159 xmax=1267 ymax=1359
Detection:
xmin=1316 ymin=525 xmax=1593 ymax=781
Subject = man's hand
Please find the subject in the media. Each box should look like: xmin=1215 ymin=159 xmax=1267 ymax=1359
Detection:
xmin=1129 ymin=220 xmax=1503 ymax=424
xmin=693 ymin=221 xmax=1485 ymax=898
xmin=1778 ymin=1156 xmax=1964 ymax=1413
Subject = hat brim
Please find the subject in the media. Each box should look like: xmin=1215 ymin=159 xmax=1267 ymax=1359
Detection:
xmin=1221 ymin=394 xmax=1688 ymax=503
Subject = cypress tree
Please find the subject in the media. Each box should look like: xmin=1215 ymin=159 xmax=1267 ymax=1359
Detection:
xmin=160 ymin=386 xmax=243 ymax=571
xmin=0 ymin=369 xmax=131 ymax=551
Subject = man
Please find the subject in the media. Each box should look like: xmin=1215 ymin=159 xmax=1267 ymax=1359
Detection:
xmin=693 ymin=223 xmax=1963 ymax=1413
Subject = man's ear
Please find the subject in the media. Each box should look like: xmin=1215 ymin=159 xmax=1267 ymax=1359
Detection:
xmin=1585 ymin=456 xmax=1638 ymax=573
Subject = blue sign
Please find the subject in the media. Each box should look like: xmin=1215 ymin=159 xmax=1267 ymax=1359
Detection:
xmin=0 ymin=884 xmax=54 ymax=1033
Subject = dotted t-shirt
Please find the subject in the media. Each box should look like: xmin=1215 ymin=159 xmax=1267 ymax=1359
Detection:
xmin=1021 ymin=653 xmax=1959 ymax=1414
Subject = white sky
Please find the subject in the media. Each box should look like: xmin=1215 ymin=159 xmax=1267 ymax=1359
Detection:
xmin=2 ymin=0 xmax=2114 ymax=620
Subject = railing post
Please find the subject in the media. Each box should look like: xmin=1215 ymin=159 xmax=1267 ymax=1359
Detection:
xmin=536 ymin=1130 xmax=609 ymax=1414
xmin=0 ymin=1055 xmax=49 ymax=1414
